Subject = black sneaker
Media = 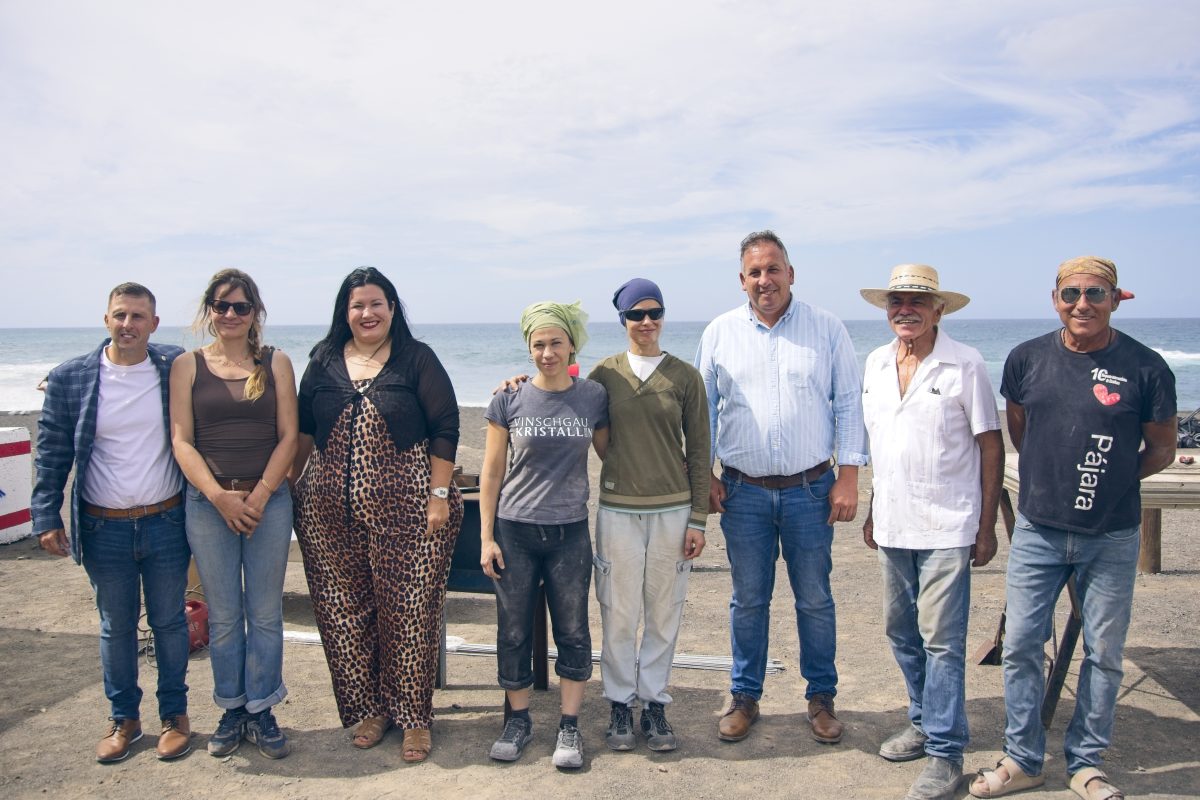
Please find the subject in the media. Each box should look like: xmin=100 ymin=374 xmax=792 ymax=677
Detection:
xmin=207 ymin=707 xmax=247 ymax=756
xmin=489 ymin=716 xmax=533 ymax=762
xmin=605 ymin=702 xmax=637 ymax=751
xmin=640 ymin=702 xmax=678 ymax=752
xmin=552 ymin=723 xmax=584 ymax=769
xmin=244 ymin=709 xmax=291 ymax=759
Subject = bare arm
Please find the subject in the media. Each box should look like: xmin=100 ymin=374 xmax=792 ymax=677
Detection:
xmin=972 ymin=429 xmax=1004 ymax=567
xmin=426 ymin=454 xmax=455 ymax=534
xmin=479 ymin=421 xmax=510 ymax=578
xmin=1005 ymin=402 xmax=1026 ymax=454
xmin=827 ymin=464 xmax=859 ymax=524
xmin=1139 ymin=419 xmax=1177 ymax=479
xmin=290 ymin=434 xmax=314 ymax=488
xmin=245 ymin=352 xmax=299 ymax=515
xmin=861 ymin=493 xmax=876 ymax=550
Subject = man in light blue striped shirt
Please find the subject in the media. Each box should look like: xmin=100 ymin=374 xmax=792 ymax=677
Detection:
xmin=694 ymin=230 xmax=868 ymax=746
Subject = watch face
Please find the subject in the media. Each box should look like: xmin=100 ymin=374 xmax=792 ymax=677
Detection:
xmin=432 ymin=487 xmax=449 ymax=499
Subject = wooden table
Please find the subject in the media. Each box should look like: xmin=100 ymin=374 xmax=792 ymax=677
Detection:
xmin=992 ymin=451 xmax=1200 ymax=726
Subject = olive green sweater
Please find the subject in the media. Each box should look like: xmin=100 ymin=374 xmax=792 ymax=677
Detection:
xmin=587 ymin=352 xmax=710 ymax=528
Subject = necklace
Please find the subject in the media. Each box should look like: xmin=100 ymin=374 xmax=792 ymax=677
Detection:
xmin=207 ymin=345 xmax=253 ymax=368
xmin=347 ymin=338 xmax=390 ymax=365
xmin=1060 ymin=327 xmax=1114 ymax=353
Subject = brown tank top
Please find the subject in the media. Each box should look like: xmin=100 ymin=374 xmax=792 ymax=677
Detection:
xmin=192 ymin=348 xmax=278 ymax=479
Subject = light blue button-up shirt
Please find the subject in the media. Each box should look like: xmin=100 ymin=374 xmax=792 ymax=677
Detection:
xmin=694 ymin=298 xmax=868 ymax=476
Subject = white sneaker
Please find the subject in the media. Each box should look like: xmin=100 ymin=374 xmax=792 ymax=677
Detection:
xmin=552 ymin=724 xmax=584 ymax=769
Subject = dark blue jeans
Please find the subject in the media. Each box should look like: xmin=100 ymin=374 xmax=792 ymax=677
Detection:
xmin=492 ymin=518 xmax=593 ymax=689
xmin=80 ymin=504 xmax=191 ymax=721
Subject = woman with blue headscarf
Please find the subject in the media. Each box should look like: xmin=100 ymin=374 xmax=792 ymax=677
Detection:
xmin=479 ymin=301 xmax=609 ymax=770
xmin=588 ymin=278 xmax=710 ymax=753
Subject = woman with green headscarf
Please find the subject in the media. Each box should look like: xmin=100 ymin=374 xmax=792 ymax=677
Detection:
xmin=479 ymin=300 xmax=609 ymax=770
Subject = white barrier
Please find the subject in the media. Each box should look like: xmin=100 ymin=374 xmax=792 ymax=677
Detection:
xmin=0 ymin=427 xmax=33 ymax=544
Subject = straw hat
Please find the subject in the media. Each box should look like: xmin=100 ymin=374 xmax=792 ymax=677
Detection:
xmin=859 ymin=264 xmax=970 ymax=314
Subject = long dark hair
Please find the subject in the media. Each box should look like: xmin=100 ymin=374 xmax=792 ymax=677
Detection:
xmin=310 ymin=267 xmax=413 ymax=363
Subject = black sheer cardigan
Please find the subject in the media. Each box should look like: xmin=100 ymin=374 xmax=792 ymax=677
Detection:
xmin=298 ymin=339 xmax=459 ymax=463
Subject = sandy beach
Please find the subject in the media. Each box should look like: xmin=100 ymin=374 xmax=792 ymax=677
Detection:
xmin=0 ymin=408 xmax=1197 ymax=799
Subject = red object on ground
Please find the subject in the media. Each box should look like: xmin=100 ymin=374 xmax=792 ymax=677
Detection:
xmin=185 ymin=599 xmax=209 ymax=652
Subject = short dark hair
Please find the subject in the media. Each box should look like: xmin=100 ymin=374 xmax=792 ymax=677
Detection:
xmin=108 ymin=282 xmax=156 ymax=311
xmin=739 ymin=230 xmax=790 ymax=265
xmin=311 ymin=267 xmax=413 ymax=363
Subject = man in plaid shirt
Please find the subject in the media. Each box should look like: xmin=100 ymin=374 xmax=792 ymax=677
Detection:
xmin=33 ymin=282 xmax=192 ymax=763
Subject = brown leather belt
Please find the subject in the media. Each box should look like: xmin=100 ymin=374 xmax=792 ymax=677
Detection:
xmin=724 ymin=461 xmax=832 ymax=489
xmin=83 ymin=493 xmax=183 ymax=520
xmin=215 ymin=477 xmax=261 ymax=492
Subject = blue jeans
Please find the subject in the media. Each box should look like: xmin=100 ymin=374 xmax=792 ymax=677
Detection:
xmin=80 ymin=503 xmax=191 ymax=721
xmin=879 ymin=545 xmax=972 ymax=763
xmin=719 ymin=469 xmax=837 ymax=699
xmin=492 ymin=518 xmax=593 ymax=689
xmin=1002 ymin=513 xmax=1140 ymax=776
xmin=186 ymin=483 xmax=292 ymax=714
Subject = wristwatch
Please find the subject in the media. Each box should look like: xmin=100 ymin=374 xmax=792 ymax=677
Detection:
xmin=431 ymin=486 xmax=450 ymax=500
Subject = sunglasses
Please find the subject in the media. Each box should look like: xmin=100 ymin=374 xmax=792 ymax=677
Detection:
xmin=624 ymin=308 xmax=665 ymax=322
xmin=1058 ymin=286 xmax=1110 ymax=304
xmin=211 ymin=300 xmax=255 ymax=316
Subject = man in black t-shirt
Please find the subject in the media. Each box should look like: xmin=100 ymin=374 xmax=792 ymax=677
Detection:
xmin=969 ymin=257 xmax=1176 ymax=800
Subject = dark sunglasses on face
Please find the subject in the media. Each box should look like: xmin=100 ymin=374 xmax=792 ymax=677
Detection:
xmin=625 ymin=308 xmax=665 ymax=322
xmin=211 ymin=300 xmax=255 ymax=316
xmin=1059 ymin=286 xmax=1110 ymax=304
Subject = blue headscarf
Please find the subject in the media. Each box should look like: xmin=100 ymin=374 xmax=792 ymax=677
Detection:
xmin=612 ymin=278 xmax=664 ymax=326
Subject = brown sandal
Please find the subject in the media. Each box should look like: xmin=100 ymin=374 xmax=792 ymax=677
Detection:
xmin=401 ymin=728 xmax=431 ymax=763
xmin=352 ymin=716 xmax=392 ymax=750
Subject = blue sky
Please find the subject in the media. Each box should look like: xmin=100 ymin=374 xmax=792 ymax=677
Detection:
xmin=1 ymin=0 xmax=1197 ymax=327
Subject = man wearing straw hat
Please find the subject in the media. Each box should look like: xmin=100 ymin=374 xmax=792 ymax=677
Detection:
xmin=695 ymin=230 xmax=868 ymax=745
xmin=968 ymin=257 xmax=1176 ymax=800
xmin=859 ymin=265 xmax=1003 ymax=800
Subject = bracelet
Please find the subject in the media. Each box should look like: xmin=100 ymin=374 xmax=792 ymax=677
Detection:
xmin=260 ymin=477 xmax=275 ymax=493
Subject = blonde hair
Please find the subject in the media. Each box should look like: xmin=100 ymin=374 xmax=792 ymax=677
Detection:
xmin=194 ymin=268 xmax=269 ymax=401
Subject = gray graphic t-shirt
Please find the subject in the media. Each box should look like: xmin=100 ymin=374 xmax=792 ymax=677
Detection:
xmin=485 ymin=379 xmax=609 ymax=525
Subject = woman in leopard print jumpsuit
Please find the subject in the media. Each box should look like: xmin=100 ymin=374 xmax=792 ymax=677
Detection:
xmin=292 ymin=268 xmax=462 ymax=763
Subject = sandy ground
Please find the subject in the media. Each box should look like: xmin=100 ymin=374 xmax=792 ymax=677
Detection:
xmin=0 ymin=408 xmax=1197 ymax=800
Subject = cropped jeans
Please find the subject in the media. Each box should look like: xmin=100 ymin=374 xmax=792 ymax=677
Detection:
xmin=719 ymin=469 xmax=837 ymax=700
xmin=879 ymin=545 xmax=972 ymax=763
xmin=185 ymin=483 xmax=293 ymax=714
xmin=1002 ymin=512 xmax=1140 ymax=777
xmin=492 ymin=517 xmax=593 ymax=690
xmin=80 ymin=502 xmax=191 ymax=721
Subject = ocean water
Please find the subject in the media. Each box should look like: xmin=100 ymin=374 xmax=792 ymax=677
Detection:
xmin=2 ymin=318 xmax=1199 ymax=413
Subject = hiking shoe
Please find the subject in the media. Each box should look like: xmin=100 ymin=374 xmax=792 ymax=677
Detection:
xmin=906 ymin=756 xmax=962 ymax=800
xmin=245 ymin=709 xmax=291 ymax=759
xmin=489 ymin=716 xmax=533 ymax=762
xmin=718 ymin=692 xmax=759 ymax=741
xmin=208 ymin=707 xmax=248 ymax=756
xmin=879 ymin=722 xmax=928 ymax=762
xmin=606 ymin=702 xmax=636 ymax=751
xmin=640 ymin=702 xmax=678 ymax=752
xmin=552 ymin=724 xmax=584 ymax=769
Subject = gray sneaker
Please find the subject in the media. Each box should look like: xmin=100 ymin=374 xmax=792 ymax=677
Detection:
xmin=639 ymin=702 xmax=678 ymax=752
xmin=879 ymin=723 xmax=929 ymax=762
xmin=906 ymin=756 xmax=962 ymax=800
xmin=605 ymin=703 xmax=636 ymax=751
xmin=244 ymin=709 xmax=291 ymax=759
xmin=552 ymin=724 xmax=584 ymax=769
xmin=489 ymin=716 xmax=533 ymax=762
xmin=207 ymin=707 xmax=247 ymax=756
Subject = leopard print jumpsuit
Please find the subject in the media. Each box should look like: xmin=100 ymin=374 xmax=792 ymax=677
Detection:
xmin=294 ymin=380 xmax=463 ymax=730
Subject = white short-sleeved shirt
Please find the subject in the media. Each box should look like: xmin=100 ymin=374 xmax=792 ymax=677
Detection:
xmin=862 ymin=330 xmax=1001 ymax=549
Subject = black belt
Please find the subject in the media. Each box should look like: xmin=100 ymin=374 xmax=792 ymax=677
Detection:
xmin=83 ymin=493 xmax=183 ymax=520
xmin=723 ymin=462 xmax=831 ymax=489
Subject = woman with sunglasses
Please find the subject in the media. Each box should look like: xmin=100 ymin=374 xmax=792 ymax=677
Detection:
xmin=291 ymin=267 xmax=462 ymax=764
xmin=169 ymin=269 xmax=298 ymax=759
xmin=480 ymin=301 xmax=608 ymax=769
xmin=586 ymin=278 xmax=710 ymax=752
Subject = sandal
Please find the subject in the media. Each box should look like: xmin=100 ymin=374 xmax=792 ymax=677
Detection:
xmin=352 ymin=716 xmax=392 ymax=750
xmin=969 ymin=756 xmax=1046 ymax=797
xmin=401 ymin=728 xmax=432 ymax=763
xmin=1069 ymin=767 xmax=1124 ymax=800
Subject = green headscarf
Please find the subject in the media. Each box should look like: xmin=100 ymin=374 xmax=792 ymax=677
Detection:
xmin=519 ymin=300 xmax=589 ymax=365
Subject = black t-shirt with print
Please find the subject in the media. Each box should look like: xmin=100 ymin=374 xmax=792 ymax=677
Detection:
xmin=1001 ymin=330 xmax=1176 ymax=534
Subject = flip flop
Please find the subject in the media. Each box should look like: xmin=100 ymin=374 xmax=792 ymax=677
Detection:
xmin=352 ymin=716 xmax=392 ymax=750
xmin=402 ymin=728 xmax=432 ymax=763
xmin=969 ymin=756 xmax=1046 ymax=797
xmin=1069 ymin=767 xmax=1124 ymax=800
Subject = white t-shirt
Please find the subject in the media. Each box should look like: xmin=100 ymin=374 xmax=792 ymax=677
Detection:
xmin=626 ymin=351 xmax=666 ymax=382
xmin=83 ymin=349 xmax=183 ymax=509
xmin=862 ymin=330 xmax=1001 ymax=549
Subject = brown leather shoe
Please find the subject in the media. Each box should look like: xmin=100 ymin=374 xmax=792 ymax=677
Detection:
xmin=97 ymin=718 xmax=143 ymax=763
xmin=807 ymin=693 xmax=843 ymax=743
xmin=718 ymin=693 xmax=760 ymax=742
xmin=156 ymin=714 xmax=192 ymax=760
